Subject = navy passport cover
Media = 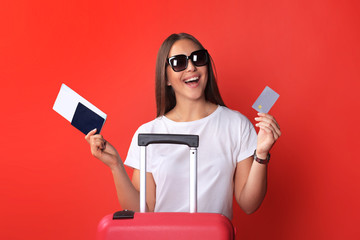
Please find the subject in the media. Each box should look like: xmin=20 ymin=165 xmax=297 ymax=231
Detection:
xmin=71 ymin=102 xmax=105 ymax=135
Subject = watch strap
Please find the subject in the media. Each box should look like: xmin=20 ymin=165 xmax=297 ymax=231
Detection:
xmin=253 ymin=150 xmax=270 ymax=164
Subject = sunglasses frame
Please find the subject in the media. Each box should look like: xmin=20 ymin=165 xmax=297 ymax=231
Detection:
xmin=167 ymin=49 xmax=209 ymax=72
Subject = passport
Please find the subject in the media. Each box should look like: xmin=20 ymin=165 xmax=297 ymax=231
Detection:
xmin=53 ymin=84 xmax=107 ymax=134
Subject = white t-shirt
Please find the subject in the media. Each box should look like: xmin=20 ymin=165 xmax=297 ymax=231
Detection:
xmin=124 ymin=106 xmax=257 ymax=219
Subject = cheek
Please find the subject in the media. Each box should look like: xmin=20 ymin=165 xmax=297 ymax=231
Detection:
xmin=166 ymin=67 xmax=173 ymax=82
xmin=201 ymin=67 xmax=209 ymax=83
xmin=166 ymin=68 xmax=181 ymax=83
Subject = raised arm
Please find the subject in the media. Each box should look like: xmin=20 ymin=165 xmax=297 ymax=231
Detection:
xmin=85 ymin=129 xmax=155 ymax=211
xmin=234 ymin=113 xmax=281 ymax=214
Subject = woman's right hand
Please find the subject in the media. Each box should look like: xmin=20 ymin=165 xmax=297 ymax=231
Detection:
xmin=85 ymin=129 xmax=122 ymax=169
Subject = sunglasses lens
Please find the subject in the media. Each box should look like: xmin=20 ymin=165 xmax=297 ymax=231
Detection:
xmin=169 ymin=55 xmax=187 ymax=72
xmin=191 ymin=50 xmax=208 ymax=66
xmin=168 ymin=50 xmax=209 ymax=72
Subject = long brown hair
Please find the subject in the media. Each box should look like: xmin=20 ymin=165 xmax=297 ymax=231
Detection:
xmin=155 ymin=33 xmax=225 ymax=117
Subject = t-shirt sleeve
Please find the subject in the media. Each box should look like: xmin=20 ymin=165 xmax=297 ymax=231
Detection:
xmin=236 ymin=115 xmax=258 ymax=162
xmin=123 ymin=128 xmax=141 ymax=170
xmin=124 ymin=122 xmax=156 ymax=171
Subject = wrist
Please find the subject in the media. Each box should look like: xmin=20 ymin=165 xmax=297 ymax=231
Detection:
xmin=255 ymin=149 xmax=269 ymax=159
xmin=253 ymin=150 xmax=270 ymax=164
xmin=110 ymin=159 xmax=124 ymax=172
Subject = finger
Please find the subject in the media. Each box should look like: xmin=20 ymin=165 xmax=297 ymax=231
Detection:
xmin=258 ymin=126 xmax=279 ymax=142
xmin=97 ymin=140 xmax=106 ymax=150
xmin=256 ymin=122 xmax=279 ymax=140
xmin=255 ymin=116 xmax=277 ymax=130
xmin=266 ymin=119 xmax=281 ymax=137
xmin=257 ymin=113 xmax=280 ymax=129
xmin=103 ymin=139 xmax=107 ymax=149
xmin=255 ymin=115 xmax=281 ymax=136
xmin=92 ymin=138 xmax=106 ymax=150
xmin=272 ymin=117 xmax=280 ymax=130
xmin=89 ymin=134 xmax=104 ymax=147
xmin=91 ymin=134 xmax=103 ymax=141
xmin=277 ymin=128 xmax=281 ymax=137
xmin=85 ymin=128 xmax=98 ymax=142
xmin=259 ymin=125 xmax=280 ymax=141
xmin=256 ymin=121 xmax=275 ymax=132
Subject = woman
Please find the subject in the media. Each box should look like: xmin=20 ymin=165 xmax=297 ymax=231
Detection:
xmin=85 ymin=33 xmax=281 ymax=219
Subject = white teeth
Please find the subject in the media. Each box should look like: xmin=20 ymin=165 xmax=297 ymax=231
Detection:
xmin=185 ymin=77 xmax=199 ymax=83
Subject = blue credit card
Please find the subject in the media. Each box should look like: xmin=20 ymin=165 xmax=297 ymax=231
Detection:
xmin=252 ymin=86 xmax=280 ymax=113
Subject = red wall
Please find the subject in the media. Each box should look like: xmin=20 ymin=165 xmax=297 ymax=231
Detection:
xmin=1 ymin=0 xmax=359 ymax=239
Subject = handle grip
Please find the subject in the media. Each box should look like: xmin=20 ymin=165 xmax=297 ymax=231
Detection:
xmin=138 ymin=133 xmax=199 ymax=148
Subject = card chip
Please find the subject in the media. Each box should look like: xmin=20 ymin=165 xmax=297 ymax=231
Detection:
xmin=258 ymin=105 xmax=262 ymax=109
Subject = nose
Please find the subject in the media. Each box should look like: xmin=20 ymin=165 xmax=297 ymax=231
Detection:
xmin=186 ymin=59 xmax=197 ymax=72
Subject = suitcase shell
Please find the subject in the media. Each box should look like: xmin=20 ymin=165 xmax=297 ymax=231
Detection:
xmin=97 ymin=212 xmax=234 ymax=240
xmin=96 ymin=134 xmax=235 ymax=240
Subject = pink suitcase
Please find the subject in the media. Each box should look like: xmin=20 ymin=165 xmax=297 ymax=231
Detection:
xmin=96 ymin=134 xmax=235 ymax=240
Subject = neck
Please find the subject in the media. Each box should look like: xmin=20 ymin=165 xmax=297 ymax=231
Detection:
xmin=166 ymin=98 xmax=217 ymax=122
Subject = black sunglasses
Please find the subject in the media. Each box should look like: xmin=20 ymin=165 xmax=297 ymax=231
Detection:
xmin=167 ymin=49 xmax=209 ymax=72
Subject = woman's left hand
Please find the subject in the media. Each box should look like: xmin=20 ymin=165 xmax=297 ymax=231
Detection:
xmin=254 ymin=113 xmax=281 ymax=156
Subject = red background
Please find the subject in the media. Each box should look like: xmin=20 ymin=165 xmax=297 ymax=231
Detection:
xmin=1 ymin=0 xmax=359 ymax=239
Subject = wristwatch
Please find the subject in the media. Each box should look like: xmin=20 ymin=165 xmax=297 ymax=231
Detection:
xmin=253 ymin=150 xmax=270 ymax=164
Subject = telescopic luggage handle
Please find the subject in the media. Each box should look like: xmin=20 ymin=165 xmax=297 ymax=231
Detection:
xmin=138 ymin=133 xmax=199 ymax=213
xmin=138 ymin=133 xmax=199 ymax=147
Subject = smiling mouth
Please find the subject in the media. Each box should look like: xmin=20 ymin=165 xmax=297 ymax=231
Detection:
xmin=184 ymin=77 xmax=199 ymax=84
